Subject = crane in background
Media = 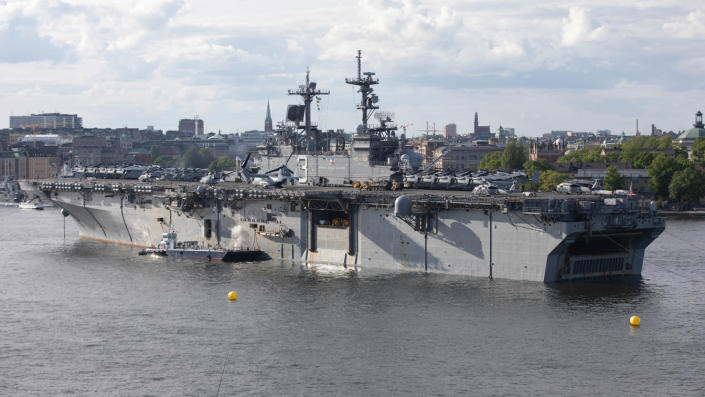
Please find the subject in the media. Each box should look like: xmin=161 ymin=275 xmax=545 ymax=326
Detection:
xmin=19 ymin=124 xmax=41 ymax=149
xmin=18 ymin=120 xmax=69 ymax=148
xmin=398 ymin=122 xmax=413 ymax=136
xmin=416 ymin=122 xmax=440 ymax=139
xmin=416 ymin=122 xmax=442 ymax=166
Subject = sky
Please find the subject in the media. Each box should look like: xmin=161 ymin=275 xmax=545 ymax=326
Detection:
xmin=1 ymin=0 xmax=704 ymax=137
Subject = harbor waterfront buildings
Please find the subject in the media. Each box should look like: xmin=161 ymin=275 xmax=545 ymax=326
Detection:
xmin=2 ymin=105 xmax=702 ymax=197
xmin=432 ymin=142 xmax=502 ymax=171
xmin=178 ymin=118 xmax=204 ymax=136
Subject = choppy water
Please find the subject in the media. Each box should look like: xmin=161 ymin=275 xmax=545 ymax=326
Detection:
xmin=1 ymin=207 xmax=704 ymax=396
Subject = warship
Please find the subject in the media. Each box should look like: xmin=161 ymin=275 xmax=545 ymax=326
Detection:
xmin=19 ymin=52 xmax=665 ymax=282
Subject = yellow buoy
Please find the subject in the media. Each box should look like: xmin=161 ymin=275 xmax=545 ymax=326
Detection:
xmin=629 ymin=315 xmax=640 ymax=326
xmin=228 ymin=291 xmax=238 ymax=301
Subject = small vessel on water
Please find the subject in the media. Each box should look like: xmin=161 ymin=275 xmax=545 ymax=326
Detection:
xmin=18 ymin=200 xmax=45 ymax=210
xmin=139 ymin=232 xmax=268 ymax=262
xmin=1 ymin=177 xmax=24 ymax=206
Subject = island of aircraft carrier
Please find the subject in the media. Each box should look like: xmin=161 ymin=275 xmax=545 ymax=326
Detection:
xmin=20 ymin=51 xmax=665 ymax=282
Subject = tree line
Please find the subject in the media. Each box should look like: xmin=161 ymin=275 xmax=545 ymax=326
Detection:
xmin=150 ymin=146 xmax=237 ymax=171
xmin=478 ymin=136 xmax=705 ymax=205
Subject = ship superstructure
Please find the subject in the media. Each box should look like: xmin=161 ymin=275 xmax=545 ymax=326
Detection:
xmin=23 ymin=179 xmax=664 ymax=282
xmin=253 ymin=51 xmax=409 ymax=185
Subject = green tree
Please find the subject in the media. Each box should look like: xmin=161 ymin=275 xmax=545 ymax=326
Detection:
xmin=614 ymin=136 xmax=676 ymax=167
xmin=622 ymin=136 xmax=670 ymax=152
xmin=149 ymin=145 xmax=160 ymax=162
xmin=657 ymin=136 xmax=673 ymax=149
xmin=557 ymin=147 xmax=604 ymax=163
xmin=181 ymin=146 xmax=214 ymax=169
xmin=630 ymin=152 xmax=656 ymax=169
xmin=539 ymin=170 xmax=568 ymax=191
xmin=209 ymin=156 xmax=237 ymax=170
xmin=673 ymin=144 xmax=689 ymax=161
xmin=619 ymin=147 xmax=639 ymax=165
xmin=521 ymin=181 xmax=540 ymax=191
xmin=603 ymin=165 xmax=624 ymax=191
xmin=602 ymin=150 xmax=621 ymax=162
xmin=669 ymin=166 xmax=705 ymax=204
xmin=153 ymin=155 xmax=174 ymax=167
xmin=692 ymin=137 xmax=705 ymax=162
xmin=648 ymin=153 xmax=683 ymax=200
xmin=479 ymin=151 xmax=503 ymax=171
xmin=523 ymin=159 xmax=553 ymax=182
xmin=501 ymin=138 xmax=526 ymax=170
xmin=676 ymin=154 xmax=692 ymax=170
xmin=557 ymin=148 xmax=586 ymax=163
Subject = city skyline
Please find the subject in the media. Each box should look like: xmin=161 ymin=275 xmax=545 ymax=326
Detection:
xmin=1 ymin=0 xmax=704 ymax=136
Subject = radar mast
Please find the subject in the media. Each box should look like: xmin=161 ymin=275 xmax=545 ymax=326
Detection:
xmin=288 ymin=68 xmax=329 ymax=152
xmin=345 ymin=50 xmax=379 ymax=135
xmin=345 ymin=50 xmax=396 ymax=138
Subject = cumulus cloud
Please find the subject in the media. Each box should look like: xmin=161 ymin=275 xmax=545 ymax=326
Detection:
xmin=0 ymin=0 xmax=702 ymax=135
xmin=287 ymin=38 xmax=303 ymax=52
xmin=489 ymin=39 xmax=525 ymax=59
xmin=662 ymin=9 xmax=705 ymax=39
xmin=317 ymin=0 xmax=465 ymax=65
xmin=561 ymin=7 xmax=608 ymax=47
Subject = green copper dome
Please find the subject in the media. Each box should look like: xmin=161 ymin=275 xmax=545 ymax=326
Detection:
xmin=677 ymin=110 xmax=705 ymax=140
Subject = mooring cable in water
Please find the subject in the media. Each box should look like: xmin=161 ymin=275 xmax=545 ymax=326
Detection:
xmin=661 ymin=228 xmax=705 ymax=253
xmin=215 ymin=356 xmax=226 ymax=397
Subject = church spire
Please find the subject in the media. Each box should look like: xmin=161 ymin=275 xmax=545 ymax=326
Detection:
xmin=264 ymin=100 xmax=273 ymax=132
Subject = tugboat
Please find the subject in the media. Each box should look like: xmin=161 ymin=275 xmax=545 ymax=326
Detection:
xmin=139 ymin=232 xmax=268 ymax=262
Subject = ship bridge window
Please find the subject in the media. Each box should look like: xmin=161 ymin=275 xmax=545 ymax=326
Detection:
xmin=204 ymin=219 xmax=212 ymax=239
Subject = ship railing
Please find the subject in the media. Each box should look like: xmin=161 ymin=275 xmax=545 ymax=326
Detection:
xmin=367 ymin=160 xmax=388 ymax=166
xmin=607 ymin=214 xmax=637 ymax=228
xmin=522 ymin=197 xmax=656 ymax=217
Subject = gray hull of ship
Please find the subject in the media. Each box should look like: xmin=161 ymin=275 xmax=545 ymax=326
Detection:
xmin=23 ymin=180 xmax=664 ymax=282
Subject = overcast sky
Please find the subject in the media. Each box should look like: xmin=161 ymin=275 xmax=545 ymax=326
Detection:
xmin=1 ymin=0 xmax=704 ymax=136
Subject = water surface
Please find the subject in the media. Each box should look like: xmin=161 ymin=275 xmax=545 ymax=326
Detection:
xmin=1 ymin=208 xmax=703 ymax=395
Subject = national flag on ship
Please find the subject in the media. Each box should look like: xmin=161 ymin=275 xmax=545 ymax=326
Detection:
xmin=628 ymin=182 xmax=634 ymax=198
